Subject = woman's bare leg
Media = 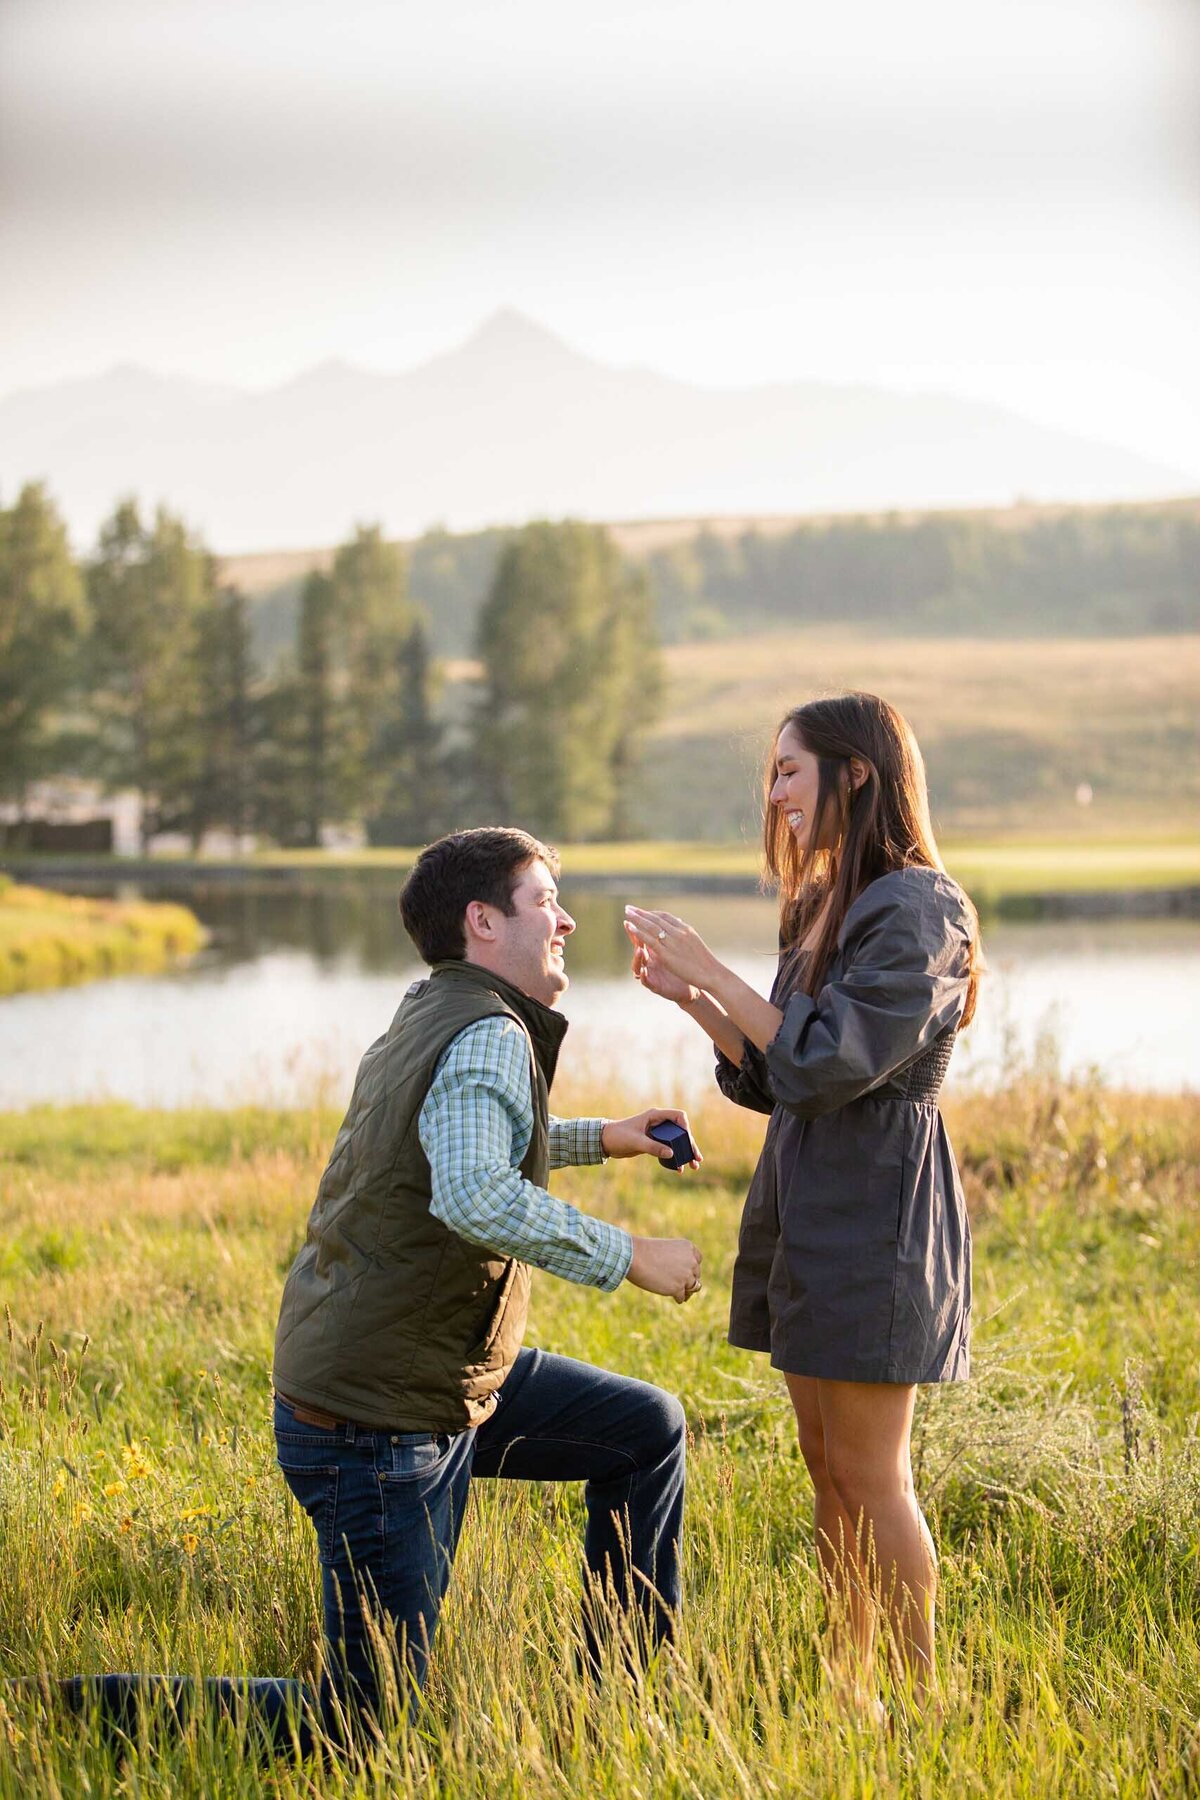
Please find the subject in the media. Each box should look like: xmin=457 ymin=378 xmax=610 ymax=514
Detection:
xmin=815 ymin=1379 xmax=936 ymax=1703
xmin=784 ymin=1375 xmax=877 ymax=1693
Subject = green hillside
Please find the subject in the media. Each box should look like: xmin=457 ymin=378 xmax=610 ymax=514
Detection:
xmin=622 ymin=629 xmax=1198 ymax=838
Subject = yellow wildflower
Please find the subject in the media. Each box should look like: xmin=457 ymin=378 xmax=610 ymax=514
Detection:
xmin=182 ymin=1533 xmax=199 ymax=1555
xmin=119 ymin=1517 xmax=133 ymax=1534
xmin=103 ymin=1480 xmax=125 ymax=1498
xmin=52 ymin=1470 xmax=68 ymax=1498
xmin=72 ymin=1502 xmax=93 ymax=1525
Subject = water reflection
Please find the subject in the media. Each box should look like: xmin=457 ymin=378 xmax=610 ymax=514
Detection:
xmin=104 ymin=880 xmax=781 ymax=979
xmin=0 ymin=877 xmax=1194 ymax=1107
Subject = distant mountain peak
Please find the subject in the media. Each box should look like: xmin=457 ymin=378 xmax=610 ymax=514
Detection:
xmin=270 ymin=357 xmax=372 ymax=392
xmin=454 ymin=306 xmax=587 ymax=364
xmin=0 ymin=316 xmax=1191 ymax=549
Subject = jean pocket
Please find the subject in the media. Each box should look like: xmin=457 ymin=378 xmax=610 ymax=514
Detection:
xmin=278 ymin=1462 xmax=340 ymax=1561
xmin=381 ymin=1432 xmax=453 ymax=1482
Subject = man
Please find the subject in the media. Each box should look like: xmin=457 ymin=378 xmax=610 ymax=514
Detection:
xmin=272 ymin=827 xmax=703 ymax=1722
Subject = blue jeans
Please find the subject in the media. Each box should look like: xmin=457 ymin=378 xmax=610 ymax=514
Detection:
xmin=274 ymin=1347 xmax=686 ymax=1719
xmin=43 ymin=1675 xmax=319 ymax=1759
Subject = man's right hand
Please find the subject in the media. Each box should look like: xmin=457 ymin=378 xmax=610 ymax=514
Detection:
xmin=626 ymin=1235 xmax=703 ymax=1304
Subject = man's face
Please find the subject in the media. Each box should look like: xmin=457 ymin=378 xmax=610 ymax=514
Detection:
xmin=486 ymin=859 xmax=576 ymax=1007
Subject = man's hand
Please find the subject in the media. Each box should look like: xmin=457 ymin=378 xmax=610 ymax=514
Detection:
xmin=626 ymin=1235 xmax=703 ymax=1304
xmin=601 ymin=1109 xmax=702 ymax=1170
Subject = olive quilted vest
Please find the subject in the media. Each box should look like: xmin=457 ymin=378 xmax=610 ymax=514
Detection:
xmin=273 ymin=960 xmax=567 ymax=1431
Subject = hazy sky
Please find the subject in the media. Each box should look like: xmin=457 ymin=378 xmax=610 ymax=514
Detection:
xmin=3 ymin=0 xmax=1199 ymax=477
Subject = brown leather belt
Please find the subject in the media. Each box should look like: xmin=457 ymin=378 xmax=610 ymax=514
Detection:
xmin=275 ymin=1390 xmax=352 ymax=1431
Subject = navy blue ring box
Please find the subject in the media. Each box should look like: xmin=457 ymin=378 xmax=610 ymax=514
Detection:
xmin=647 ymin=1120 xmax=696 ymax=1170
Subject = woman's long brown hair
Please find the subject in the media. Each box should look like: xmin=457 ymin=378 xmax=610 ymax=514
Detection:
xmin=763 ymin=692 xmax=980 ymax=1025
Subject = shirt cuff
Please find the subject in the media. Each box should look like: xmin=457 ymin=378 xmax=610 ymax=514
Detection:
xmin=548 ymin=1115 xmax=609 ymax=1169
xmin=588 ymin=1221 xmax=634 ymax=1291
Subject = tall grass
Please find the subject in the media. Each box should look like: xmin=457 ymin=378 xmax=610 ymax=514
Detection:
xmin=1 ymin=1081 xmax=1198 ymax=1795
xmin=0 ymin=882 xmax=206 ymax=996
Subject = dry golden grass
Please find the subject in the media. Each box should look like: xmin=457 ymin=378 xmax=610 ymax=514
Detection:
xmin=653 ymin=629 xmax=1200 ymax=748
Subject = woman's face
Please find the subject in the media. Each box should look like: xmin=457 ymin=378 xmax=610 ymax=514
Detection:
xmin=769 ymin=724 xmax=825 ymax=855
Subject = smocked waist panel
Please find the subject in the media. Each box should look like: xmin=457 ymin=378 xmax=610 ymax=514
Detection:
xmin=895 ymin=1031 xmax=956 ymax=1104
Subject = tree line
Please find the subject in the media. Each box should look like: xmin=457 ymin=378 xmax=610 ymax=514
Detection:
xmin=0 ymin=487 xmax=659 ymax=849
xmin=642 ymin=505 xmax=1200 ymax=639
xmin=274 ymin=501 xmax=1193 ymax=662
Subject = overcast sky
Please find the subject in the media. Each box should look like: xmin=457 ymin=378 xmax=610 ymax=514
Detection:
xmin=3 ymin=0 xmax=1199 ymax=478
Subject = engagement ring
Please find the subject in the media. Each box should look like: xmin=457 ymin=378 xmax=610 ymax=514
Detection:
xmin=657 ymin=929 xmax=668 ymax=941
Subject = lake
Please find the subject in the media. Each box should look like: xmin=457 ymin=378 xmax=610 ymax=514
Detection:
xmin=1 ymin=878 xmax=1195 ymax=1108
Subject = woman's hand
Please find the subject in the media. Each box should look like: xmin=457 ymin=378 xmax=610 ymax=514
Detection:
xmin=624 ymin=906 xmax=724 ymax=994
xmin=624 ymin=921 xmax=698 ymax=1005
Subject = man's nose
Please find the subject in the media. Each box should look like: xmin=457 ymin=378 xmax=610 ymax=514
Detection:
xmin=557 ymin=908 xmax=576 ymax=934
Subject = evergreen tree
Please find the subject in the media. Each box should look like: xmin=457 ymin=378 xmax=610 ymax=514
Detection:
xmin=329 ymin=525 xmax=416 ymax=821
xmin=294 ymin=569 xmax=337 ymax=847
xmin=192 ymin=584 xmax=256 ymax=846
xmin=256 ymin=528 xmax=442 ymax=847
xmin=475 ymin=521 xmax=659 ymax=841
xmin=86 ymin=501 xmax=216 ymax=847
xmin=0 ymin=484 xmax=87 ymax=810
xmin=365 ymin=618 xmax=445 ymax=845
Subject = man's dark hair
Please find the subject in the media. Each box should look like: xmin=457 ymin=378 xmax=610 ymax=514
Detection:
xmin=398 ymin=827 xmax=560 ymax=964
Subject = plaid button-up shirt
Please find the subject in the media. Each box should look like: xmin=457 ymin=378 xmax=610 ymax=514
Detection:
xmin=417 ymin=1014 xmax=633 ymax=1292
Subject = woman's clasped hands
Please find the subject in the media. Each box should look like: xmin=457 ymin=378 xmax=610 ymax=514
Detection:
xmin=623 ymin=906 xmax=717 ymax=1004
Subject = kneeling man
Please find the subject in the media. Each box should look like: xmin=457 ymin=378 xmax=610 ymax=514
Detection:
xmin=273 ymin=827 xmax=702 ymax=1720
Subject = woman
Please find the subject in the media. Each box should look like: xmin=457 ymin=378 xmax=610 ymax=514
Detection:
xmin=624 ymin=692 xmax=980 ymax=1710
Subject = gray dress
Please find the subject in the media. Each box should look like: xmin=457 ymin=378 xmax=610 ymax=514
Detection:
xmin=721 ymin=866 xmax=973 ymax=1384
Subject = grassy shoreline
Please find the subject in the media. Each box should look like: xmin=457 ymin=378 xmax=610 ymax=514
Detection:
xmin=0 ymin=880 xmax=207 ymax=996
xmin=2 ymin=1084 xmax=1200 ymax=1794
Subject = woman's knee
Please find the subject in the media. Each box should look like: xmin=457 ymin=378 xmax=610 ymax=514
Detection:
xmin=786 ymin=1386 xmax=831 ymax=1490
xmin=792 ymin=1416 xmax=835 ymax=1495
xmin=823 ymin=1443 xmax=912 ymax=1517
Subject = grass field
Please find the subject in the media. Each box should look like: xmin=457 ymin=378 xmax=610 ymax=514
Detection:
xmin=2 ymin=1080 xmax=1199 ymax=1795
xmin=636 ymin=628 xmax=1200 ymax=839
xmin=0 ymin=881 xmax=207 ymax=996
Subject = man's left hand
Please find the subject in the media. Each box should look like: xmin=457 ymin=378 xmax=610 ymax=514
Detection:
xmin=601 ymin=1109 xmax=702 ymax=1171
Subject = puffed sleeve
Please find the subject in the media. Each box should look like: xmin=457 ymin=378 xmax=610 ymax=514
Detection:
xmin=715 ymin=1040 xmax=776 ymax=1115
xmin=764 ymin=869 xmax=972 ymax=1119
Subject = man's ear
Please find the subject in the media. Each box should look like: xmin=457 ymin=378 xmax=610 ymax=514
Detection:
xmin=849 ymin=757 xmax=870 ymax=791
xmin=463 ymin=900 xmax=496 ymax=944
